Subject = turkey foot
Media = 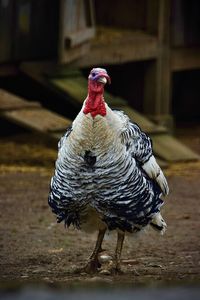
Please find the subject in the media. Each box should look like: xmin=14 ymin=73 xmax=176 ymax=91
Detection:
xmin=100 ymin=260 xmax=124 ymax=275
xmin=82 ymin=226 xmax=106 ymax=274
xmin=100 ymin=231 xmax=125 ymax=275
xmin=83 ymin=258 xmax=101 ymax=274
xmin=111 ymin=262 xmax=124 ymax=275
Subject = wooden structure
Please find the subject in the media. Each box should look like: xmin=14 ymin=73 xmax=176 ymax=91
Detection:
xmin=19 ymin=64 xmax=200 ymax=162
xmin=0 ymin=0 xmax=95 ymax=63
xmin=0 ymin=0 xmax=199 ymax=163
xmin=58 ymin=0 xmax=95 ymax=62
xmin=0 ymin=89 xmax=71 ymax=140
xmin=0 ymin=0 xmax=199 ymax=127
xmin=72 ymin=0 xmax=200 ymax=129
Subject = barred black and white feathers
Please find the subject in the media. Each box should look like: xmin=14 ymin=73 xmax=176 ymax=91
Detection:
xmin=48 ymin=67 xmax=168 ymax=236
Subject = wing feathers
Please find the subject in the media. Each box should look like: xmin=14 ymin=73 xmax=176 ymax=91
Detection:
xmin=142 ymin=156 xmax=169 ymax=196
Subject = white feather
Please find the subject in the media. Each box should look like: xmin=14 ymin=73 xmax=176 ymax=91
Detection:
xmin=142 ymin=156 xmax=169 ymax=196
xmin=151 ymin=212 xmax=167 ymax=235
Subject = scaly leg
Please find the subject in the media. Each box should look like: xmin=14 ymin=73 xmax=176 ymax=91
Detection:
xmin=100 ymin=230 xmax=125 ymax=275
xmin=114 ymin=230 xmax=125 ymax=272
xmin=83 ymin=226 xmax=107 ymax=274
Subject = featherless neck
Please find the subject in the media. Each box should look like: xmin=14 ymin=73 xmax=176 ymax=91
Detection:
xmin=83 ymin=87 xmax=106 ymax=118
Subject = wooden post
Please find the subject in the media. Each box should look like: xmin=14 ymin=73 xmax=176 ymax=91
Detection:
xmin=58 ymin=0 xmax=95 ymax=63
xmin=144 ymin=0 xmax=173 ymax=129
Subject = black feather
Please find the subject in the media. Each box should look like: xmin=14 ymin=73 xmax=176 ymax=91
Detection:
xmin=84 ymin=151 xmax=96 ymax=166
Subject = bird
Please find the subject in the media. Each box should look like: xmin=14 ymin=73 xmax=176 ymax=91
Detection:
xmin=48 ymin=67 xmax=169 ymax=274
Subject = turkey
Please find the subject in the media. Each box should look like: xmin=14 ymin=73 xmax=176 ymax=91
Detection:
xmin=48 ymin=67 xmax=169 ymax=274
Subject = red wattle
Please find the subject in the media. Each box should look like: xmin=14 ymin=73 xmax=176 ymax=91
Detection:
xmin=83 ymin=79 xmax=107 ymax=118
xmin=83 ymin=95 xmax=106 ymax=118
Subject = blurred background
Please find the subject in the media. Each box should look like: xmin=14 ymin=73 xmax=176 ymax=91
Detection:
xmin=0 ymin=0 xmax=200 ymax=298
xmin=0 ymin=0 xmax=200 ymax=161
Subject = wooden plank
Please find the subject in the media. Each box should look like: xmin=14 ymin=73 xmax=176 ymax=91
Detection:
xmin=152 ymin=133 xmax=200 ymax=162
xmin=50 ymin=77 xmax=87 ymax=104
xmin=119 ymin=106 xmax=167 ymax=134
xmin=2 ymin=108 xmax=71 ymax=133
xmin=60 ymin=43 xmax=90 ymax=64
xmin=58 ymin=0 xmax=95 ymax=63
xmin=72 ymin=29 xmax=158 ymax=67
xmin=0 ymin=89 xmax=41 ymax=111
xmin=65 ymin=28 xmax=95 ymax=47
xmin=171 ymin=48 xmax=200 ymax=71
xmin=0 ymin=88 xmax=71 ymax=139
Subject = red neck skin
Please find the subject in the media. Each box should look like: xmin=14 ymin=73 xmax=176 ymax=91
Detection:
xmin=83 ymin=80 xmax=106 ymax=118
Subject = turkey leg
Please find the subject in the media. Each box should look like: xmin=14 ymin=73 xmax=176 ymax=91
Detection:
xmin=83 ymin=226 xmax=107 ymax=274
xmin=99 ymin=230 xmax=125 ymax=275
xmin=114 ymin=230 xmax=125 ymax=272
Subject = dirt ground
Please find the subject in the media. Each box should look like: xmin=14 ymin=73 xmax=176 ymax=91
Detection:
xmin=0 ymin=128 xmax=200 ymax=288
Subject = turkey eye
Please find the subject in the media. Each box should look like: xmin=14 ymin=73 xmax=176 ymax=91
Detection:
xmin=91 ymin=72 xmax=96 ymax=77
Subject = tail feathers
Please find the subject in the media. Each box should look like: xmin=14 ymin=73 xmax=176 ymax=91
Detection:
xmin=150 ymin=213 xmax=167 ymax=235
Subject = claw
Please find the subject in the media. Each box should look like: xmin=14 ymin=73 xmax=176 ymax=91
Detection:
xmin=100 ymin=262 xmax=124 ymax=275
xmin=83 ymin=259 xmax=101 ymax=274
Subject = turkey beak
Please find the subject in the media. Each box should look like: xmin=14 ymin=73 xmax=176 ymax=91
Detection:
xmin=97 ymin=74 xmax=111 ymax=85
xmin=97 ymin=76 xmax=107 ymax=84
